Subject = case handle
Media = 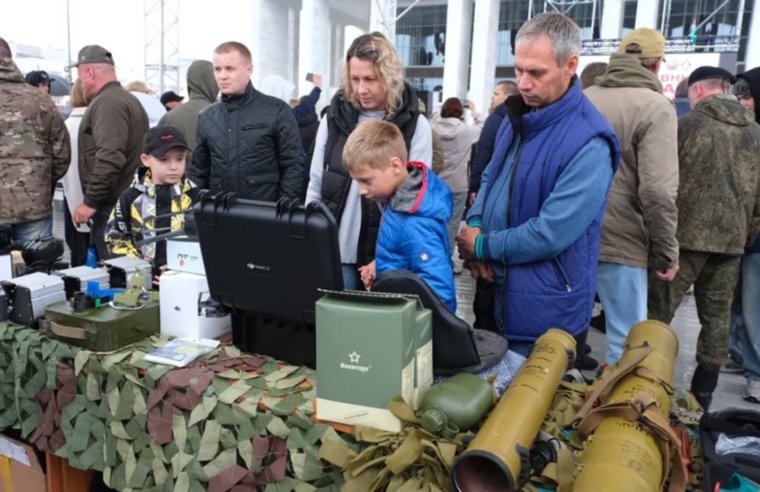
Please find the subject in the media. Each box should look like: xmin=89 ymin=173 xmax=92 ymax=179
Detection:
xmin=44 ymin=320 xmax=88 ymax=340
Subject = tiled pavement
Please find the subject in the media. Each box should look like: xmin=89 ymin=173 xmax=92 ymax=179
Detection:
xmin=452 ymin=261 xmax=754 ymax=413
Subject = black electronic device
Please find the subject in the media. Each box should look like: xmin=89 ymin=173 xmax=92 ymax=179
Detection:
xmin=701 ymin=408 xmax=760 ymax=484
xmin=305 ymin=72 xmax=314 ymax=82
xmin=4 ymin=272 xmax=66 ymax=326
xmin=194 ymin=194 xmax=343 ymax=366
xmin=0 ymin=288 xmax=7 ymax=321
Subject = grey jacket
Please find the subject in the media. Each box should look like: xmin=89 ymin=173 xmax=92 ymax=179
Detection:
xmin=431 ymin=117 xmax=481 ymax=193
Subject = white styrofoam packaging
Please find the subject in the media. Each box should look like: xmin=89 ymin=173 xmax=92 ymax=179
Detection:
xmin=159 ymin=271 xmax=231 ymax=339
xmin=166 ymin=238 xmax=205 ymax=275
xmin=0 ymin=254 xmax=11 ymax=282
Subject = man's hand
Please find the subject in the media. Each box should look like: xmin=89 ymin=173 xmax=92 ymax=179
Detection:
xmin=468 ymin=192 xmax=477 ymax=206
xmin=358 ymin=260 xmax=376 ymax=290
xmin=73 ymin=203 xmax=97 ymax=225
xmin=467 ymin=260 xmax=494 ymax=282
xmin=456 ymin=226 xmax=481 ymax=260
xmin=313 ymin=74 xmax=323 ymax=88
xmin=655 ymin=265 xmax=679 ymax=281
xmin=152 ymin=265 xmax=168 ymax=288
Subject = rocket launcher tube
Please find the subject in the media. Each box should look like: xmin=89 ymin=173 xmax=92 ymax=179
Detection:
xmin=451 ymin=329 xmax=577 ymax=491
xmin=573 ymin=320 xmax=683 ymax=492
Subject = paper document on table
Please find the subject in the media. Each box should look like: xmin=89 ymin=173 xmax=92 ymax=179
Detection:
xmin=144 ymin=337 xmax=220 ymax=367
xmin=0 ymin=435 xmax=31 ymax=466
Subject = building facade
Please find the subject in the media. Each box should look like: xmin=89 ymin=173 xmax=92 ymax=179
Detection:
xmin=246 ymin=0 xmax=758 ymax=114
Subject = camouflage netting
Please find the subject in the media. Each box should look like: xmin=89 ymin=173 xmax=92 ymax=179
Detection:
xmin=0 ymin=322 xmax=350 ymax=492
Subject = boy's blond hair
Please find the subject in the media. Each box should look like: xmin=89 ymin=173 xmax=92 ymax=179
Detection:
xmin=343 ymin=120 xmax=408 ymax=173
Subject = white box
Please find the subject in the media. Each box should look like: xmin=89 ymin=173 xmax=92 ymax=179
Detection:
xmin=0 ymin=255 xmax=11 ymax=282
xmin=166 ymin=238 xmax=205 ymax=275
xmin=159 ymin=271 xmax=230 ymax=339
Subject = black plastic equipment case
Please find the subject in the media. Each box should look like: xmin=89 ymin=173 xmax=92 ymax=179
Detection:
xmin=0 ymin=288 xmax=7 ymax=321
xmin=700 ymin=408 xmax=760 ymax=484
xmin=194 ymin=194 xmax=343 ymax=367
xmin=702 ymin=462 xmax=744 ymax=492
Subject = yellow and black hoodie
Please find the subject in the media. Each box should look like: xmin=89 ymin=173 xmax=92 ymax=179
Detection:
xmin=105 ymin=167 xmax=199 ymax=267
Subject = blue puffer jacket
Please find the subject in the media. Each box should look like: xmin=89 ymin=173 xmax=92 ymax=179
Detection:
xmin=470 ymin=77 xmax=620 ymax=341
xmin=376 ymin=162 xmax=456 ymax=311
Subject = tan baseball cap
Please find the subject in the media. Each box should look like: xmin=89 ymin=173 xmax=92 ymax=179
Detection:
xmin=618 ymin=28 xmax=666 ymax=58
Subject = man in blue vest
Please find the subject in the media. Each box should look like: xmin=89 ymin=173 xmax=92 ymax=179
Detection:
xmin=456 ymin=12 xmax=621 ymax=357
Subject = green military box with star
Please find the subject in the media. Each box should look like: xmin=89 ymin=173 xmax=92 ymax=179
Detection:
xmin=315 ymin=290 xmax=431 ymax=433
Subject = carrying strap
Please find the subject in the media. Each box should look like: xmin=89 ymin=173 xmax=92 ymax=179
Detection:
xmin=323 ymin=396 xmax=466 ymax=491
xmin=572 ymin=343 xmax=653 ymax=427
xmin=575 ymin=392 xmax=687 ymax=492
xmin=39 ymin=319 xmax=88 ymax=340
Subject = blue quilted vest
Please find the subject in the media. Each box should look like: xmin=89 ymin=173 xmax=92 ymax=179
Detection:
xmin=482 ymin=77 xmax=621 ymax=341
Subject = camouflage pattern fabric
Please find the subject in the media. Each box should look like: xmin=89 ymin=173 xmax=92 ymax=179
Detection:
xmin=674 ymin=94 xmax=760 ymax=255
xmin=0 ymin=322 xmax=343 ymax=491
xmin=649 ymin=250 xmax=741 ymax=371
xmin=0 ymin=57 xmax=71 ymax=224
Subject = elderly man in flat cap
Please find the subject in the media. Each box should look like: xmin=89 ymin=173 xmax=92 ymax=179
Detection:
xmin=73 ymin=44 xmax=148 ymax=260
xmin=649 ymin=66 xmax=760 ymax=411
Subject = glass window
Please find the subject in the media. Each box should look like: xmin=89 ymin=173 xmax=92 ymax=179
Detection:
xmin=395 ymin=4 xmax=448 ymax=67
xmin=657 ymin=0 xmax=745 ymax=55
xmin=560 ymin=1 xmax=602 ymax=40
xmin=496 ymin=0 xmax=530 ymax=66
xmin=496 ymin=1 xmax=602 ymax=65
xmin=623 ymin=1 xmax=638 ymax=30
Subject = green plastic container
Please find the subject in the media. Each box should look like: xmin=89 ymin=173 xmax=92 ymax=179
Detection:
xmin=420 ymin=373 xmax=495 ymax=437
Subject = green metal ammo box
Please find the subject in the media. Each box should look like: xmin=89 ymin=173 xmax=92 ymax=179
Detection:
xmin=42 ymin=300 xmax=160 ymax=351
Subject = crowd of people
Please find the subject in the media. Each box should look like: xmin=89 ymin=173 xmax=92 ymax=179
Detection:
xmin=2 ymin=10 xmax=760 ymax=411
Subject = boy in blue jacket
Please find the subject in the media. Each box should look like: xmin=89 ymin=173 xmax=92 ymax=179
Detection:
xmin=342 ymin=120 xmax=456 ymax=311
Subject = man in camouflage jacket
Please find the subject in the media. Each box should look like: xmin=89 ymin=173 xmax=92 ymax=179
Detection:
xmin=649 ymin=66 xmax=760 ymax=411
xmin=0 ymin=38 xmax=70 ymax=246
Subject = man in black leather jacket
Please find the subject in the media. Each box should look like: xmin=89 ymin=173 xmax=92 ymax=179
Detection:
xmin=190 ymin=41 xmax=303 ymax=201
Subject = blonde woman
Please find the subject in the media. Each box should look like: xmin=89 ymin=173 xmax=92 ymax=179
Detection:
xmin=305 ymin=32 xmax=433 ymax=289
xmin=61 ymin=79 xmax=91 ymax=265
xmin=125 ymin=80 xmax=165 ymax=127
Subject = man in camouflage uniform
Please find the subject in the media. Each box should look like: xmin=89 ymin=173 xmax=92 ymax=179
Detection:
xmin=0 ymin=38 xmax=70 ymax=246
xmin=649 ymin=66 xmax=760 ymax=411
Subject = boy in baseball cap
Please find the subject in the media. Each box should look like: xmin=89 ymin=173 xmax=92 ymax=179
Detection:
xmin=105 ymin=125 xmax=200 ymax=279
